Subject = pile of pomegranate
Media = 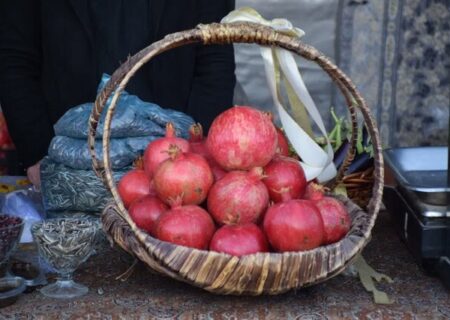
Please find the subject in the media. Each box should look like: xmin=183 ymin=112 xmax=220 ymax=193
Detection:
xmin=118 ymin=106 xmax=351 ymax=256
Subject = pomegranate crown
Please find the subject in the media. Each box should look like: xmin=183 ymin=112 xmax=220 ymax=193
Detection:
xmin=263 ymin=111 xmax=274 ymax=122
xmin=132 ymin=156 xmax=144 ymax=170
xmin=167 ymin=144 xmax=183 ymax=160
xmin=168 ymin=194 xmax=184 ymax=208
xmin=188 ymin=123 xmax=204 ymax=142
xmin=249 ymin=166 xmax=267 ymax=180
xmin=165 ymin=122 xmax=176 ymax=138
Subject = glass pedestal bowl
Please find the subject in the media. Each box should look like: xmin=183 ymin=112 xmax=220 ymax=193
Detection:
xmin=0 ymin=215 xmax=24 ymax=274
xmin=31 ymin=218 xmax=98 ymax=299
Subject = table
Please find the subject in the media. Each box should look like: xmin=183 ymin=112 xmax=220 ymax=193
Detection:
xmin=1 ymin=211 xmax=449 ymax=319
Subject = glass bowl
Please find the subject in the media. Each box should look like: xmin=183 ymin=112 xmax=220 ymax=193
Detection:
xmin=0 ymin=276 xmax=26 ymax=308
xmin=0 ymin=215 xmax=24 ymax=268
xmin=31 ymin=218 xmax=98 ymax=299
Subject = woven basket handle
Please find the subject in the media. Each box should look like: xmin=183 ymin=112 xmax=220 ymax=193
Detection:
xmin=87 ymin=22 xmax=384 ymax=231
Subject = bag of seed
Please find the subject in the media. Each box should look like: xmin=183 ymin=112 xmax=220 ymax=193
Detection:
xmin=48 ymin=135 xmax=157 ymax=170
xmin=54 ymin=74 xmax=195 ymax=139
xmin=40 ymin=157 xmax=129 ymax=212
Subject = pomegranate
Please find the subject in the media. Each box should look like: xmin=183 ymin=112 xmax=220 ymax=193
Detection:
xmin=0 ymin=112 xmax=14 ymax=150
xmin=118 ymin=169 xmax=152 ymax=208
xmin=303 ymin=182 xmax=326 ymax=201
xmin=263 ymin=199 xmax=324 ymax=252
xmin=153 ymin=145 xmax=213 ymax=205
xmin=263 ymin=156 xmax=307 ymax=203
xmin=188 ymin=123 xmax=208 ymax=157
xmin=264 ymin=112 xmax=289 ymax=157
xmin=206 ymin=106 xmax=277 ymax=170
xmin=276 ymin=128 xmax=290 ymax=157
xmin=210 ymin=223 xmax=269 ymax=256
xmin=315 ymin=197 xmax=351 ymax=244
xmin=207 ymin=167 xmax=269 ymax=225
xmin=133 ymin=156 xmax=144 ymax=170
xmin=143 ymin=122 xmax=190 ymax=178
xmin=148 ymin=179 xmax=157 ymax=196
xmin=154 ymin=204 xmax=215 ymax=249
xmin=188 ymin=123 xmax=227 ymax=181
xmin=209 ymin=161 xmax=227 ymax=181
xmin=128 ymin=195 xmax=168 ymax=236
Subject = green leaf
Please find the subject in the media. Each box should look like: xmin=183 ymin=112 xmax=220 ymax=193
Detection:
xmin=356 ymin=127 xmax=364 ymax=154
xmin=332 ymin=183 xmax=348 ymax=197
xmin=353 ymin=254 xmax=394 ymax=305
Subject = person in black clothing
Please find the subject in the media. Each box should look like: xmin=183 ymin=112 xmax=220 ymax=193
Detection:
xmin=0 ymin=0 xmax=236 ymax=185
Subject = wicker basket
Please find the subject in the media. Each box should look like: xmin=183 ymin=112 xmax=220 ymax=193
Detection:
xmin=88 ymin=22 xmax=384 ymax=295
xmin=343 ymin=167 xmax=374 ymax=209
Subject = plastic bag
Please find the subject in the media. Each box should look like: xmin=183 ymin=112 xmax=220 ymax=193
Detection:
xmin=0 ymin=188 xmax=46 ymax=243
xmin=48 ymin=135 xmax=156 ymax=170
xmin=54 ymin=74 xmax=195 ymax=139
xmin=96 ymin=74 xmax=195 ymax=136
xmin=40 ymin=157 xmax=128 ymax=212
xmin=53 ymin=102 xmax=166 ymax=139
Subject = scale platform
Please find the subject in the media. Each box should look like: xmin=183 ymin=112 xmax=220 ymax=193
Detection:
xmin=383 ymin=146 xmax=449 ymax=288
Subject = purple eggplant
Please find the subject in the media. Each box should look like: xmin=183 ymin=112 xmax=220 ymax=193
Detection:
xmin=333 ymin=140 xmax=350 ymax=169
xmin=346 ymin=152 xmax=374 ymax=174
xmin=362 ymin=125 xmax=370 ymax=146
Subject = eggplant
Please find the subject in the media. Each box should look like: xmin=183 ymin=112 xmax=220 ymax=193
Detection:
xmin=362 ymin=125 xmax=370 ymax=147
xmin=346 ymin=152 xmax=374 ymax=174
xmin=333 ymin=140 xmax=350 ymax=169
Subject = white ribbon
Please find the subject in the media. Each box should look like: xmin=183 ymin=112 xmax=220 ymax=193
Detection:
xmin=222 ymin=7 xmax=336 ymax=182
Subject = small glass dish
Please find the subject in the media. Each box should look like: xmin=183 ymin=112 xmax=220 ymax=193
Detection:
xmin=10 ymin=259 xmax=47 ymax=290
xmin=31 ymin=218 xmax=98 ymax=299
xmin=0 ymin=276 xmax=26 ymax=308
xmin=0 ymin=215 xmax=24 ymax=268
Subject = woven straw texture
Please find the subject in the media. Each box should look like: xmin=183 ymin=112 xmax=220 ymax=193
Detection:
xmin=88 ymin=22 xmax=384 ymax=295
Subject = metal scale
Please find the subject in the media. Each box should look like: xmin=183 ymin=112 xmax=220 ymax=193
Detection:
xmin=383 ymin=146 xmax=449 ymax=288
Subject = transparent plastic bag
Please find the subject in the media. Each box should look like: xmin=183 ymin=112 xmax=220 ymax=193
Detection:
xmin=0 ymin=188 xmax=45 ymax=243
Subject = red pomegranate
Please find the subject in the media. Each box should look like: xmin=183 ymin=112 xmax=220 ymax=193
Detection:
xmin=188 ymin=123 xmax=227 ymax=181
xmin=315 ymin=197 xmax=351 ymax=244
xmin=117 ymin=169 xmax=152 ymax=208
xmin=263 ymin=199 xmax=324 ymax=252
xmin=188 ymin=123 xmax=208 ymax=157
xmin=132 ymin=156 xmax=144 ymax=170
xmin=154 ymin=204 xmax=215 ymax=250
xmin=263 ymin=155 xmax=307 ymax=203
xmin=210 ymin=162 xmax=227 ymax=181
xmin=206 ymin=106 xmax=277 ymax=170
xmin=143 ymin=122 xmax=190 ymax=178
xmin=148 ymin=179 xmax=157 ymax=196
xmin=276 ymin=128 xmax=290 ymax=157
xmin=264 ymin=112 xmax=290 ymax=158
xmin=207 ymin=167 xmax=269 ymax=225
xmin=0 ymin=112 xmax=14 ymax=150
xmin=153 ymin=145 xmax=213 ymax=206
xmin=209 ymin=224 xmax=269 ymax=256
xmin=128 ymin=195 xmax=168 ymax=236
xmin=303 ymin=182 xmax=326 ymax=201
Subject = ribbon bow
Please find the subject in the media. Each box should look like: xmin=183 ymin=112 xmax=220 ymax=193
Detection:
xmin=222 ymin=7 xmax=336 ymax=182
